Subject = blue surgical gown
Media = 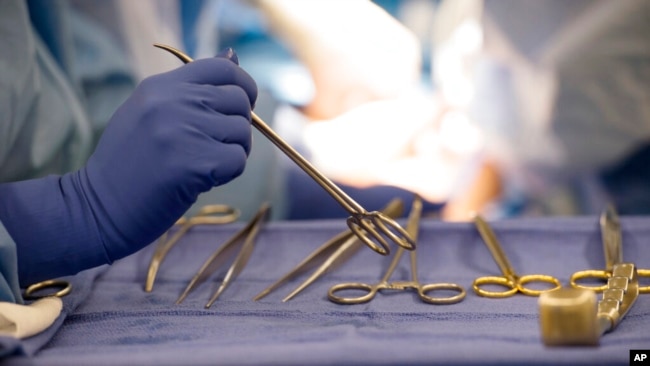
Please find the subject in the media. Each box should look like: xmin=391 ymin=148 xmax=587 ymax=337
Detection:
xmin=0 ymin=0 xmax=137 ymax=302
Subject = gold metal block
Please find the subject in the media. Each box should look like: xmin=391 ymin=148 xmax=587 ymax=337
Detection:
xmin=539 ymin=288 xmax=599 ymax=346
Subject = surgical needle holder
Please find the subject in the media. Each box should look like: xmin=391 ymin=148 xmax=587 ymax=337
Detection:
xmin=152 ymin=43 xmax=414 ymax=256
xmin=328 ymin=195 xmax=466 ymax=305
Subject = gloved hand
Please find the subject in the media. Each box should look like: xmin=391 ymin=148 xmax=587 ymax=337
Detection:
xmin=0 ymin=49 xmax=257 ymax=285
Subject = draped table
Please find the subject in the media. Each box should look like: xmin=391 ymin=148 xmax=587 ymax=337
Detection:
xmin=3 ymin=215 xmax=649 ymax=365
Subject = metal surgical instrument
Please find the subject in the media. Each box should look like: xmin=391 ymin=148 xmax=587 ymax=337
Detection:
xmin=24 ymin=280 xmax=72 ymax=300
xmin=153 ymin=43 xmax=414 ymax=256
xmin=177 ymin=202 xmax=270 ymax=308
xmin=328 ymin=195 xmax=466 ymax=305
xmin=539 ymin=263 xmax=639 ymax=346
xmin=472 ymin=215 xmax=561 ymax=298
xmin=145 ymin=204 xmax=240 ymax=292
xmin=570 ymin=205 xmax=650 ymax=294
xmin=253 ymin=198 xmax=405 ymax=302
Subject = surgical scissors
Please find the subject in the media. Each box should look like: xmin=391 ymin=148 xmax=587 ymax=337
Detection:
xmin=570 ymin=205 xmax=650 ymax=294
xmin=176 ymin=202 xmax=270 ymax=308
xmin=253 ymin=198 xmax=404 ymax=302
xmin=153 ymin=43 xmax=414 ymax=256
xmin=472 ymin=214 xmax=561 ymax=297
xmin=145 ymin=204 xmax=240 ymax=292
xmin=24 ymin=279 xmax=72 ymax=300
xmin=328 ymin=195 xmax=466 ymax=305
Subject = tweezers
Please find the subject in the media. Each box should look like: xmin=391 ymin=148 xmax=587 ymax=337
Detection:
xmin=145 ymin=204 xmax=240 ymax=292
xmin=177 ymin=202 xmax=271 ymax=308
xmin=253 ymin=198 xmax=404 ymax=302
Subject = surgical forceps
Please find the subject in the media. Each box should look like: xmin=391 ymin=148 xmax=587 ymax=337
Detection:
xmin=153 ymin=43 xmax=414 ymax=256
xmin=23 ymin=280 xmax=72 ymax=300
xmin=472 ymin=215 xmax=561 ymax=297
xmin=145 ymin=204 xmax=240 ymax=292
xmin=176 ymin=202 xmax=270 ymax=308
xmin=253 ymin=198 xmax=405 ymax=302
xmin=328 ymin=195 xmax=466 ymax=305
xmin=570 ymin=205 xmax=650 ymax=294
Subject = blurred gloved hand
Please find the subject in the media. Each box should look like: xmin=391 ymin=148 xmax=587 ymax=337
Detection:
xmin=0 ymin=49 xmax=257 ymax=285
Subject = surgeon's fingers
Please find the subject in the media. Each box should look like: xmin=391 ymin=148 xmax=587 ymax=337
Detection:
xmin=184 ymin=107 xmax=253 ymax=156
xmin=190 ymin=84 xmax=253 ymax=119
xmin=168 ymin=57 xmax=258 ymax=108
xmin=207 ymin=141 xmax=249 ymax=186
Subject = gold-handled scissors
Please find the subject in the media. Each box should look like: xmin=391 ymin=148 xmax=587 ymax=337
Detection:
xmin=153 ymin=43 xmax=414 ymax=256
xmin=253 ymin=198 xmax=404 ymax=302
xmin=24 ymin=279 xmax=72 ymax=300
xmin=472 ymin=214 xmax=561 ymax=297
xmin=328 ymin=195 xmax=466 ymax=305
xmin=145 ymin=204 xmax=240 ymax=292
xmin=570 ymin=204 xmax=650 ymax=294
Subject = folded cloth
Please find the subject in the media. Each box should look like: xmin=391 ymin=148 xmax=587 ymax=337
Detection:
xmin=0 ymin=265 xmax=107 ymax=358
xmin=0 ymin=297 xmax=62 ymax=339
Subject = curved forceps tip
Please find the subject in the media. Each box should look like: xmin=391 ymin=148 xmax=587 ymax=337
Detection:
xmin=153 ymin=43 xmax=192 ymax=63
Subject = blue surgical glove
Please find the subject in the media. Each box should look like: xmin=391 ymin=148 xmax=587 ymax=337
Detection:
xmin=0 ymin=50 xmax=257 ymax=286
